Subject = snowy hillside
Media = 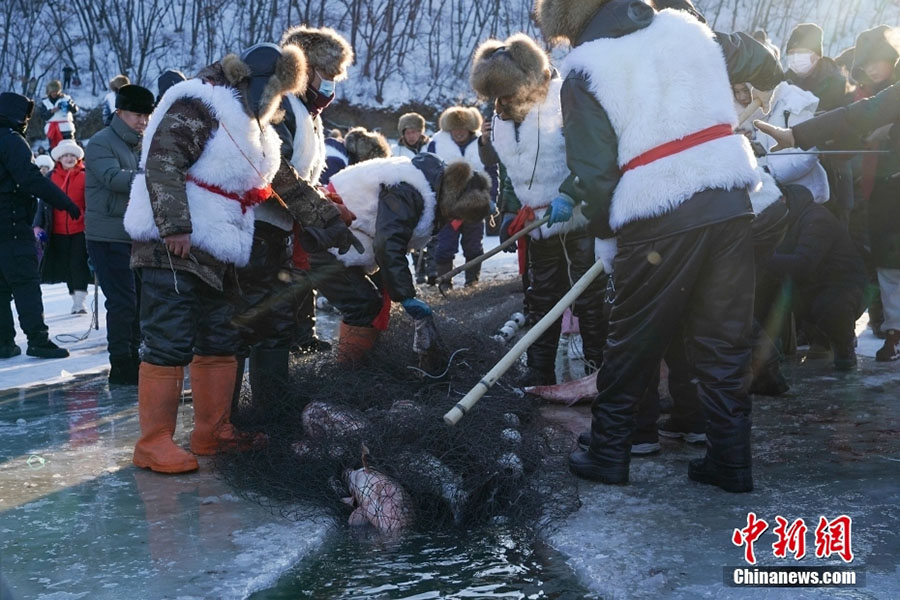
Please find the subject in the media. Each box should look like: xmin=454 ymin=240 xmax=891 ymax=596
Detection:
xmin=2 ymin=0 xmax=900 ymax=112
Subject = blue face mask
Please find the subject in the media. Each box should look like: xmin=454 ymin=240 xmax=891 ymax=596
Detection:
xmin=318 ymin=78 xmax=336 ymax=97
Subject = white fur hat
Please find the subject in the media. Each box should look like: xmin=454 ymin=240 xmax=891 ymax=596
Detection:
xmin=35 ymin=154 xmax=55 ymax=169
xmin=50 ymin=139 xmax=84 ymax=161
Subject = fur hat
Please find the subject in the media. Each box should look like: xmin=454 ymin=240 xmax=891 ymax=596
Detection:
xmin=438 ymin=162 xmax=491 ymax=222
xmin=280 ymin=26 xmax=354 ymax=81
xmin=398 ymin=112 xmax=426 ymax=134
xmin=115 ymin=84 xmax=155 ymax=114
xmin=852 ymin=26 xmax=900 ymax=82
xmin=786 ymin=23 xmax=824 ymax=56
xmin=533 ymin=0 xmax=614 ymax=44
xmin=108 ymin=74 xmax=130 ymax=92
xmin=439 ymin=106 xmax=482 ymax=133
xmin=344 ymin=127 xmax=392 ymax=163
xmin=51 ymin=139 xmax=84 ymax=161
xmin=221 ymin=44 xmax=307 ymax=123
xmin=46 ymin=80 xmax=62 ymax=95
xmin=835 ymin=47 xmax=855 ymax=72
xmin=35 ymin=154 xmax=55 ymax=170
xmin=471 ymin=33 xmax=551 ymax=121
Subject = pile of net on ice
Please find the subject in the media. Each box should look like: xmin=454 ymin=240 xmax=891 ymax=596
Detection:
xmin=215 ymin=279 xmax=580 ymax=534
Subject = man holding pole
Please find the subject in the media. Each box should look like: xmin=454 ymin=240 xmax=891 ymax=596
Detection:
xmin=535 ymin=0 xmax=760 ymax=492
xmin=470 ymin=33 xmax=614 ymax=386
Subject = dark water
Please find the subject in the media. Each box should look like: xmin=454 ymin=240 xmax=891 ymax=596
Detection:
xmin=250 ymin=526 xmax=596 ymax=599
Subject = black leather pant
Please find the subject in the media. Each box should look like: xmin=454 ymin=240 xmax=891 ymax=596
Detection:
xmin=233 ymin=223 xmax=299 ymax=352
xmin=307 ymin=250 xmax=383 ymax=327
xmin=525 ymin=232 xmax=609 ymax=375
xmin=590 ymin=217 xmax=754 ymax=470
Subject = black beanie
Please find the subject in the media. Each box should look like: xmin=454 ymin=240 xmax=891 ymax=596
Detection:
xmin=116 ymin=84 xmax=155 ymax=114
xmin=852 ymin=26 xmax=900 ymax=81
xmin=0 ymin=92 xmax=34 ymax=126
xmin=787 ymin=23 xmax=824 ymax=56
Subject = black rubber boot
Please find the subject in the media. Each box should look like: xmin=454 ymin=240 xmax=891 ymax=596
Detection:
xmin=688 ymin=456 xmax=753 ymax=493
xmin=27 ymin=336 xmax=69 ymax=359
xmin=568 ymin=449 xmax=629 ymax=484
xmin=109 ymin=354 xmax=138 ymax=385
xmin=0 ymin=342 xmax=21 ymax=359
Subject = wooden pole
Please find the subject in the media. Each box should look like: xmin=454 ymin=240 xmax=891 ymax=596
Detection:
xmin=444 ymin=258 xmax=606 ymax=426
xmin=436 ymin=216 xmax=549 ymax=284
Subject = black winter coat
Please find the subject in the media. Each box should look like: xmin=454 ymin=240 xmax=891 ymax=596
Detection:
xmin=767 ymin=185 xmax=867 ymax=291
xmin=0 ymin=125 xmax=76 ymax=242
xmin=793 ymin=73 xmax=900 ymax=268
xmin=374 ymin=153 xmax=445 ymax=302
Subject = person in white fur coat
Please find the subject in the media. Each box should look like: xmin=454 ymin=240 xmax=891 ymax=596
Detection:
xmin=124 ymin=44 xmax=354 ymax=474
xmin=470 ymin=33 xmax=614 ymax=387
xmin=301 ymin=152 xmax=491 ymax=364
xmin=536 ymin=0 xmax=760 ymax=493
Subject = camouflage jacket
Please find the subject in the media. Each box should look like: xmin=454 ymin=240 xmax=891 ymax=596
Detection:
xmin=131 ymin=62 xmax=340 ymax=290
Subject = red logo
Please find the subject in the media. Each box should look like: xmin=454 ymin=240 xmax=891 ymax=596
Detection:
xmin=733 ymin=512 xmax=769 ymax=565
xmin=734 ymin=513 xmax=854 ymax=564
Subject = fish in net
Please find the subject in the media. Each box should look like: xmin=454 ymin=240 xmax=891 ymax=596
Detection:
xmin=215 ymin=279 xmax=581 ymax=534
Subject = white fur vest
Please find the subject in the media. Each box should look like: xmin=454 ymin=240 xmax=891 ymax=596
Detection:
xmin=491 ymin=79 xmax=588 ymax=240
xmin=562 ymin=9 xmax=759 ymax=231
xmin=429 ymin=130 xmax=486 ymax=177
xmin=750 ymin=168 xmax=782 ymax=215
xmin=124 ymin=79 xmax=281 ymax=267
xmin=328 ymin=157 xmax=437 ymax=271
xmin=287 ymin=95 xmax=327 ymax=183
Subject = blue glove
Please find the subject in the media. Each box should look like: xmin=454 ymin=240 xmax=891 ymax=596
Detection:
xmin=401 ymin=297 xmax=432 ymax=320
xmin=545 ymin=195 xmax=574 ymax=226
xmin=58 ymin=100 xmax=69 ymax=113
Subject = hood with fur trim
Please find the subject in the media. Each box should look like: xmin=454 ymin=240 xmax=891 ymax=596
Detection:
xmin=439 ymin=106 xmax=482 ymax=133
xmin=199 ymin=45 xmax=307 ymax=125
xmin=437 ymin=161 xmax=491 ymax=222
xmin=280 ymin=26 xmax=354 ymax=81
xmin=534 ymin=0 xmax=611 ymax=44
xmin=344 ymin=127 xmax=392 ymax=163
xmin=471 ymin=33 xmax=552 ymax=122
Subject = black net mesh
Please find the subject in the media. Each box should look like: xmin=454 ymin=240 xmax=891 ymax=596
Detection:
xmin=215 ymin=279 xmax=580 ymax=534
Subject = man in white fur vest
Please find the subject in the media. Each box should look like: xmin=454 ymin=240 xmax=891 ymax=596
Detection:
xmin=124 ymin=43 xmax=357 ymax=474
xmin=427 ymin=107 xmax=495 ymax=287
xmin=536 ymin=0 xmax=759 ymax=492
xmin=277 ymin=25 xmax=356 ymax=356
xmin=470 ymin=33 xmax=614 ymax=386
xmin=303 ymin=152 xmax=491 ymax=363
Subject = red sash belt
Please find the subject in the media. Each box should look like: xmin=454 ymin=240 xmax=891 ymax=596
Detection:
xmin=621 ymin=124 xmax=734 ymax=174
xmin=507 ymin=204 xmax=548 ymax=275
xmin=186 ymin=174 xmax=272 ymax=214
xmin=324 ymin=181 xmax=357 ymax=225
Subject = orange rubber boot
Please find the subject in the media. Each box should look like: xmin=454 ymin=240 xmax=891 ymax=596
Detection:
xmin=336 ymin=322 xmax=379 ymax=365
xmin=132 ymin=363 xmax=199 ymax=474
xmin=190 ymin=355 xmax=264 ymax=455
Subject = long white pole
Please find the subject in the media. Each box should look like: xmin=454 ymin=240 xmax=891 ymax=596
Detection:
xmin=444 ymin=258 xmax=606 ymax=426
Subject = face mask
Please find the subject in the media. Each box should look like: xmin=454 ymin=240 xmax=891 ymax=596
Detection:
xmin=787 ymin=52 xmax=817 ymax=76
xmin=318 ymin=78 xmax=336 ymax=97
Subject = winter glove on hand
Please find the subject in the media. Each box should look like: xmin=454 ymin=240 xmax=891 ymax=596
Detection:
xmin=299 ymin=215 xmax=364 ymax=255
xmin=65 ymin=203 xmax=81 ymax=220
xmin=544 ymin=195 xmax=574 ymax=226
xmin=401 ymin=297 xmax=432 ymax=320
xmin=499 ymin=213 xmax=517 ymax=252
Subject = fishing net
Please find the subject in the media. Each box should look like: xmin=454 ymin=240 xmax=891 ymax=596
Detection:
xmin=214 ymin=278 xmax=581 ymax=534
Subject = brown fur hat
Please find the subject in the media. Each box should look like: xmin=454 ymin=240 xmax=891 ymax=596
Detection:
xmin=438 ymin=162 xmax=492 ymax=222
xmin=344 ymin=127 xmax=392 ymax=163
xmin=439 ymin=106 xmax=482 ymax=133
xmin=280 ymin=26 xmax=354 ymax=81
xmin=398 ymin=112 xmax=426 ymax=134
xmin=108 ymin=74 xmax=130 ymax=92
xmin=471 ymin=33 xmax=551 ymax=120
xmin=220 ymin=44 xmax=307 ymax=124
xmin=533 ymin=0 xmax=611 ymax=44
